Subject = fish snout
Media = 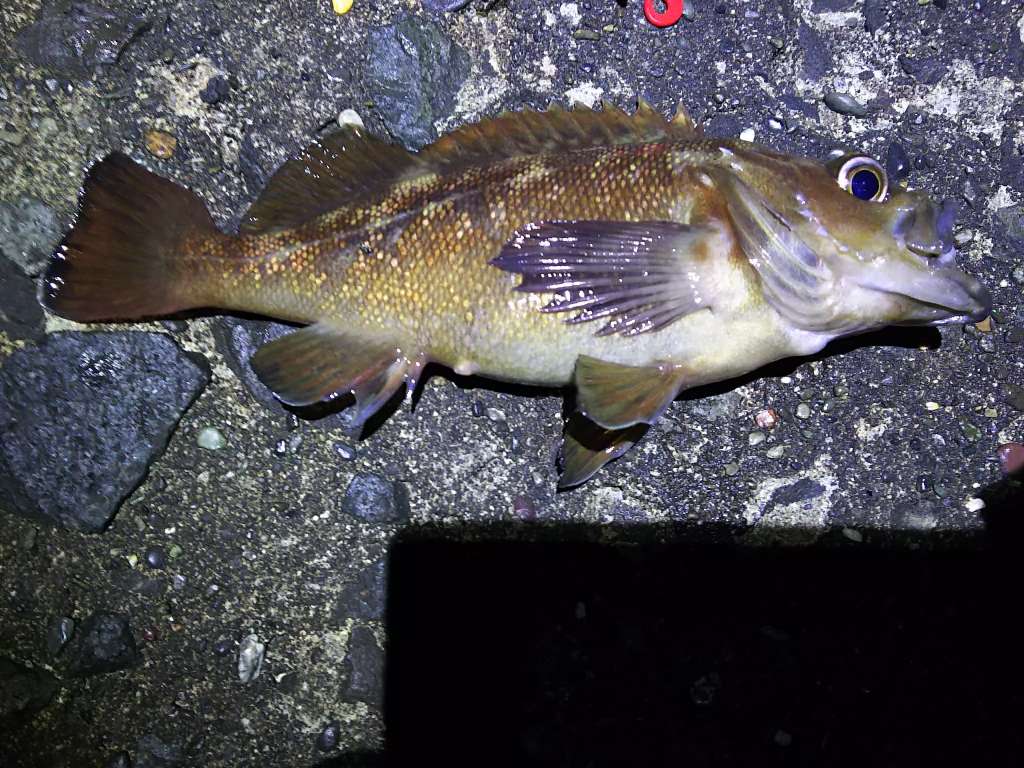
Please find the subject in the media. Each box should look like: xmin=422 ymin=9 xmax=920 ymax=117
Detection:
xmin=893 ymin=197 xmax=959 ymax=260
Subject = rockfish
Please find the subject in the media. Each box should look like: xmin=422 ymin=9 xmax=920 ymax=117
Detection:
xmin=42 ymin=101 xmax=991 ymax=487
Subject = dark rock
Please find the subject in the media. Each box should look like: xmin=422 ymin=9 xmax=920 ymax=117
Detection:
xmin=771 ymin=479 xmax=826 ymax=507
xmin=1003 ymin=382 xmax=1024 ymax=412
xmin=46 ymin=615 xmax=75 ymax=656
xmin=0 ymin=333 xmax=209 ymax=532
xmin=341 ymin=473 xmax=410 ymax=524
xmin=422 ymin=0 xmax=472 ymax=11
xmin=798 ymin=23 xmax=831 ymax=81
xmin=898 ymin=55 xmax=948 ymax=85
xmin=364 ymin=13 xmax=471 ymax=149
xmin=0 ymin=254 xmax=44 ymax=342
xmin=341 ymin=625 xmax=384 ymax=705
xmin=199 ymin=75 xmax=230 ymax=105
xmin=862 ymin=0 xmax=887 ymax=32
xmin=66 ymin=611 xmax=140 ymax=676
xmin=885 ymin=141 xmax=911 ymax=183
xmin=335 ymin=558 xmax=387 ymax=621
xmin=823 ymin=91 xmax=868 ymax=118
xmin=0 ymin=196 xmax=61 ymax=277
xmin=104 ymin=751 xmax=132 ymax=768
xmin=144 ymin=546 xmax=167 ymax=570
xmin=135 ymin=733 xmax=182 ymax=768
xmin=14 ymin=1 xmax=151 ymax=80
xmin=316 ymin=720 xmax=341 ymax=752
xmin=211 ymin=317 xmax=356 ymax=431
xmin=0 ymin=656 xmax=59 ymax=722
xmin=212 ymin=637 xmax=233 ymax=657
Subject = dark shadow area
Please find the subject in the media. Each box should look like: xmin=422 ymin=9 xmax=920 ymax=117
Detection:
xmin=375 ymin=522 xmax=1021 ymax=768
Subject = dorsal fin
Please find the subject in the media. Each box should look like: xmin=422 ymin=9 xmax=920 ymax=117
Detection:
xmin=419 ymin=100 xmax=698 ymax=173
xmin=239 ymin=102 xmax=700 ymax=234
xmin=239 ymin=127 xmax=428 ymax=234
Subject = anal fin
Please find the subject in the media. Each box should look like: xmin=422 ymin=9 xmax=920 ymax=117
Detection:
xmin=575 ymin=355 xmax=687 ymax=430
xmin=250 ymin=323 xmax=411 ymax=427
xmin=559 ymin=415 xmax=646 ymax=489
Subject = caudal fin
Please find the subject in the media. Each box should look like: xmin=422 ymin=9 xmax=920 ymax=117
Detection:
xmin=42 ymin=153 xmax=219 ymax=322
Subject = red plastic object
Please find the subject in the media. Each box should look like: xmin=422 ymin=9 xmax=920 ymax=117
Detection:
xmin=644 ymin=0 xmax=684 ymax=28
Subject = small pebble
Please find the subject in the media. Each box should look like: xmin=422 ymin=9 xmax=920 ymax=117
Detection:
xmin=238 ymin=634 xmax=265 ymax=682
xmin=334 ymin=442 xmax=356 ymax=460
xmin=317 ymin=721 xmax=341 ymax=751
xmin=924 ymin=402 xmax=940 ymax=411
xmin=486 ymin=407 xmax=507 ymax=423
xmin=824 ymin=91 xmax=868 ymax=117
xmin=332 ymin=0 xmax=353 ymax=13
xmin=197 ymin=427 xmax=226 ymax=450
xmin=748 ymin=431 xmax=766 ymax=447
xmin=144 ymin=129 xmax=176 ymax=159
xmin=144 ymin=547 xmax=167 ymax=570
xmin=172 ymin=574 xmax=187 ymax=591
xmin=796 ymin=403 xmax=811 ymax=420
xmin=337 ymin=108 xmax=364 ymax=129
xmin=47 ymin=616 xmax=75 ymax=656
xmin=199 ymin=75 xmax=229 ymax=105
xmin=755 ymin=408 xmax=779 ymax=429
xmin=1013 ymin=266 xmax=1024 ymax=285
xmin=841 ymin=527 xmax=863 ymax=543
xmin=774 ymin=730 xmax=793 ymax=747
xmin=965 ymin=497 xmax=986 ymax=513
xmin=168 ymin=543 xmax=182 ymax=559
xmin=766 ymin=445 xmax=785 ymax=459
xmin=997 ymin=443 xmax=1024 ymax=475
xmin=213 ymin=638 xmax=233 ymax=657
xmin=739 ymin=128 xmax=756 ymax=142
xmin=724 ymin=462 xmax=739 ymax=476
xmin=512 ymin=494 xmax=536 ymax=520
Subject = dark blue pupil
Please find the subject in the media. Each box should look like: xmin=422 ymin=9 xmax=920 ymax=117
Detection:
xmin=850 ymin=168 xmax=880 ymax=200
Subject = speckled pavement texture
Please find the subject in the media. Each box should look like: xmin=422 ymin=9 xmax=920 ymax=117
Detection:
xmin=1 ymin=1 xmax=1022 ymax=766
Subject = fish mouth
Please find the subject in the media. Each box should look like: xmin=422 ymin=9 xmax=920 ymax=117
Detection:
xmin=861 ymin=259 xmax=992 ymax=325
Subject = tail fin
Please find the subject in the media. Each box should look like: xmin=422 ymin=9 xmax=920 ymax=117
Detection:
xmin=42 ymin=153 xmax=219 ymax=322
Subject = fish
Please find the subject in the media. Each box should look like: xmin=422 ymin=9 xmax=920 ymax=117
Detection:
xmin=41 ymin=100 xmax=992 ymax=488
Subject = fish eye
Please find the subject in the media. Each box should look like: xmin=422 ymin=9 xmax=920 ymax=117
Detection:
xmin=834 ymin=156 xmax=887 ymax=202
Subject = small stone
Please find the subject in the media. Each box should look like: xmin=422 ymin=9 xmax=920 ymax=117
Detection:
xmin=1002 ymin=383 xmax=1024 ymax=411
xmin=1013 ymin=266 xmax=1024 ymax=285
xmin=342 ymin=473 xmax=411 ymax=523
xmin=689 ymin=673 xmax=720 ymax=705
xmin=66 ymin=612 xmax=140 ymax=676
xmin=486 ymin=407 xmax=507 ymax=423
xmin=573 ymin=29 xmax=600 ymax=40
xmin=997 ymin=443 xmax=1024 ymax=475
xmin=755 ymin=408 xmax=780 ymax=429
xmin=144 ymin=546 xmax=167 ymax=570
xmin=965 ymin=497 xmax=986 ymax=513
xmin=316 ymin=721 xmax=341 ymax=752
xmin=885 ymin=142 xmax=911 ymax=182
xmin=172 ymin=574 xmax=186 ymax=591
xmin=196 ymin=427 xmax=226 ymax=450
xmin=0 ymin=197 xmax=61 ymax=277
xmin=168 ymin=543 xmax=182 ymax=559
xmin=337 ymin=108 xmax=364 ymax=129
xmin=46 ymin=616 xmax=75 ymax=656
xmin=238 ymin=634 xmax=265 ymax=682
xmin=796 ymin=403 xmax=811 ymax=420
xmin=198 ymin=75 xmax=230 ymax=105
xmin=748 ymin=431 xmax=766 ymax=447
xmin=766 ymin=445 xmax=785 ymax=459
xmin=724 ymin=462 xmax=739 ymax=476
xmin=512 ymin=494 xmax=537 ymax=520
xmin=334 ymin=442 xmax=356 ymax=460
xmin=824 ymin=91 xmax=868 ymax=117
xmin=924 ymin=401 xmax=940 ymax=411
xmin=841 ymin=527 xmax=863 ymax=543
xmin=144 ymin=129 xmax=177 ymax=159
xmin=774 ymin=730 xmax=793 ymax=747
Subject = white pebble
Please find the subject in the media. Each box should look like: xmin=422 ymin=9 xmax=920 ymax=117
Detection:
xmin=739 ymin=128 xmax=756 ymax=142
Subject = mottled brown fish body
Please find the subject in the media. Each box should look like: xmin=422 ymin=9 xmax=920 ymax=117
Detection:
xmin=43 ymin=102 xmax=991 ymax=487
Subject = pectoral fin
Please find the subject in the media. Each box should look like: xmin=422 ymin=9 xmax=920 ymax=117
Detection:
xmin=559 ymin=416 xmax=646 ymax=489
xmin=250 ymin=323 xmax=410 ymax=427
xmin=575 ymin=355 xmax=687 ymax=430
xmin=492 ymin=220 xmax=720 ymax=337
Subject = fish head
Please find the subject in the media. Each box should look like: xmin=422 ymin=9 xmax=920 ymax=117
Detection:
xmin=721 ymin=146 xmax=992 ymax=335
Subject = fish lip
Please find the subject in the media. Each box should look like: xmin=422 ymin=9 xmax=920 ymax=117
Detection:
xmin=888 ymin=270 xmax=992 ymax=324
xmin=855 ymin=259 xmax=992 ymax=324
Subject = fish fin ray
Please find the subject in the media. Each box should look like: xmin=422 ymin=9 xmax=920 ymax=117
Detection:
xmin=240 ymin=127 xmax=429 ymax=234
xmin=559 ymin=415 xmax=647 ymax=489
xmin=492 ymin=220 xmax=720 ymax=336
xmin=250 ymin=323 xmax=411 ymax=423
xmin=420 ymin=100 xmax=693 ymax=173
xmin=574 ymin=355 xmax=687 ymax=430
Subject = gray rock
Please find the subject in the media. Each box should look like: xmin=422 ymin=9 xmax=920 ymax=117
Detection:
xmin=0 ymin=656 xmax=59 ymax=722
xmin=364 ymin=13 xmax=471 ymax=149
xmin=342 ymin=473 xmax=410 ymax=524
xmin=341 ymin=625 xmax=383 ymax=705
xmin=46 ymin=616 xmax=75 ymax=656
xmin=824 ymin=91 xmax=868 ymax=118
xmin=14 ymin=0 xmax=151 ymax=80
xmin=862 ymin=0 xmax=887 ymax=32
xmin=0 ymin=332 xmax=209 ymax=532
xmin=0 ymin=197 xmax=61 ymax=277
xmin=335 ymin=558 xmax=387 ymax=621
xmin=134 ymin=733 xmax=182 ymax=768
xmin=66 ymin=611 xmax=140 ymax=676
xmin=0 ymin=254 xmax=44 ymax=342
